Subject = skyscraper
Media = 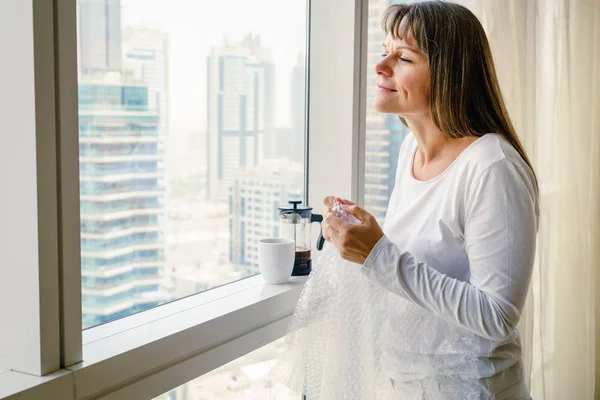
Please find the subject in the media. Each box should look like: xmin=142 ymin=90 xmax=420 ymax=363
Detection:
xmin=122 ymin=27 xmax=170 ymax=141
xmin=241 ymin=35 xmax=277 ymax=160
xmin=78 ymin=2 xmax=169 ymax=328
xmin=284 ymin=53 xmax=306 ymax=165
xmin=229 ymin=159 xmax=303 ymax=271
xmin=206 ymin=35 xmax=273 ymax=202
xmin=78 ymin=0 xmax=123 ymax=73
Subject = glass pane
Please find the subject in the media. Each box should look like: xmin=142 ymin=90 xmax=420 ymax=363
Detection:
xmin=154 ymin=338 xmax=298 ymax=399
xmin=78 ymin=0 xmax=308 ymax=329
xmin=364 ymin=0 xmax=410 ymax=224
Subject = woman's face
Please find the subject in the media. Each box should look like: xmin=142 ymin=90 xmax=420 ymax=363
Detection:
xmin=373 ymin=33 xmax=430 ymax=117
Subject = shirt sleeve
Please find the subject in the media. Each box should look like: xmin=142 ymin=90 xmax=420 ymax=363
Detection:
xmin=360 ymin=158 xmax=539 ymax=342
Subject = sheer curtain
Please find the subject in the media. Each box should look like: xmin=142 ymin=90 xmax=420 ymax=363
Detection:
xmin=456 ymin=0 xmax=600 ymax=398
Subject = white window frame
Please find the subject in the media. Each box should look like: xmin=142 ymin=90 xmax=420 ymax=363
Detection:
xmin=0 ymin=0 xmax=62 ymax=378
xmin=0 ymin=0 xmax=368 ymax=398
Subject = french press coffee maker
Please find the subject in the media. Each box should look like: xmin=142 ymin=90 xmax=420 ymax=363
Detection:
xmin=278 ymin=200 xmax=327 ymax=276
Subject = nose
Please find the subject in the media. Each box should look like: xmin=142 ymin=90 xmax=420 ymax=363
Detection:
xmin=375 ymin=56 xmax=393 ymax=78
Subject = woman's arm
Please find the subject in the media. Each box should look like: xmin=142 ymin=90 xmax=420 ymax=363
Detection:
xmin=360 ymin=159 xmax=538 ymax=342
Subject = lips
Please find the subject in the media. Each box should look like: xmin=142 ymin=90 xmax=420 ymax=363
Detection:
xmin=377 ymin=85 xmax=397 ymax=92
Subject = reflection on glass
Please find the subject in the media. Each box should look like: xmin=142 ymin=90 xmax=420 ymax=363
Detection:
xmin=77 ymin=0 xmax=308 ymax=329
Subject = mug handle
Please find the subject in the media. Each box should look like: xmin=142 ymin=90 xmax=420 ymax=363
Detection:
xmin=311 ymin=213 xmax=325 ymax=251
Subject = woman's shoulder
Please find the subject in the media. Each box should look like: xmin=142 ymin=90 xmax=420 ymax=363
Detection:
xmin=462 ymin=134 xmax=538 ymax=204
xmin=462 ymin=133 xmax=505 ymax=166
xmin=460 ymin=133 xmax=529 ymax=176
xmin=401 ymin=132 xmax=516 ymax=167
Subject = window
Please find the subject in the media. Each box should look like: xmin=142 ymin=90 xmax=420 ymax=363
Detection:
xmin=154 ymin=338 xmax=298 ymax=400
xmin=1 ymin=0 xmax=360 ymax=395
xmin=77 ymin=0 xmax=308 ymax=329
xmin=363 ymin=0 xmax=410 ymax=224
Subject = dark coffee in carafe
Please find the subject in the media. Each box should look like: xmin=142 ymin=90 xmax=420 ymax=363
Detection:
xmin=294 ymin=246 xmax=311 ymax=275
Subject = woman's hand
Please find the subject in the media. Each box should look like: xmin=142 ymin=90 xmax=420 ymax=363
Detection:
xmin=321 ymin=196 xmax=355 ymax=242
xmin=322 ymin=201 xmax=385 ymax=265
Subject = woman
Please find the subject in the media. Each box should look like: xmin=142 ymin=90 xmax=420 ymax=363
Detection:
xmin=322 ymin=1 xmax=539 ymax=399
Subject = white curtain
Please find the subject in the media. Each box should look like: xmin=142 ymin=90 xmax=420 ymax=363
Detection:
xmin=456 ymin=0 xmax=600 ymax=398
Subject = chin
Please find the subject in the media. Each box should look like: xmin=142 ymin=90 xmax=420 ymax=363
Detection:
xmin=373 ymin=99 xmax=401 ymax=114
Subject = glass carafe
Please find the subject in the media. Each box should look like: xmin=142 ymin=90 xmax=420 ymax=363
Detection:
xmin=278 ymin=200 xmax=324 ymax=276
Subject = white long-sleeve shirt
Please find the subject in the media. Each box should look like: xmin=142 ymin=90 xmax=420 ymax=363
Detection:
xmin=361 ymin=132 xmax=539 ymax=395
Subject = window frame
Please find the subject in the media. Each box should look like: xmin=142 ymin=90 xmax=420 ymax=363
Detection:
xmin=0 ymin=0 xmax=369 ymax=398
xmin=0 ymin=0 xmax=62 ymax=378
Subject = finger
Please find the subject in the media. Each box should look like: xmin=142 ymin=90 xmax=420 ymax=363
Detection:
xmin=321 ymin=209 xmax=335 ymax=241
xmin=340 ymin=198 xmax=356 ymax=206
xmin=321 ymin=220 xmax=331 ymax=241
xmin=341 ymin=204 xmax=362 ymax=216
xmin=322 ymin=208 xmax=331 ymax=222
xmin=341 ymin=205 xmax=368 ymax=224
xmin=323 ymin=196 xmax=336 ymax=208
xmin=327 ymin=224 xmax=342 ymax=244
xmin=325 ymin=212 xmax=351 ymax=231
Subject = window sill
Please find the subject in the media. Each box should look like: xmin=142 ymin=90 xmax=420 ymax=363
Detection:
xmin=1 ymin=275 xmax=307 ymax=400
xmin=0 ymin=369 xmax=73 ymax=400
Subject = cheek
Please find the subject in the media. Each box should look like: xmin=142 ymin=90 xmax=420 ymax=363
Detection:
xmin=373 ymin=67 xmax=430 ymax=112
xmin=397 ymin=71 xmax=427 ymax=102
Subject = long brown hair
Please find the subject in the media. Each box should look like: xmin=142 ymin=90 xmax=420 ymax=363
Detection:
xmin=382 ymin=1 xmax=538 ymax=186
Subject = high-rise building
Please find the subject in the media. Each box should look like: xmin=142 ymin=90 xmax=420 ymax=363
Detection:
xmin=79 ymin=78 xmax=168 ymax=328
xmin=229 ymin=159 xmax=303 ymax=271
xmin=122 ymin=27 xmax=170 ymax=141
xmin=364 ymin=0 xmax=409 ymax=222
xmin=284 ymin=53 xmax=306 ymax=165
xmin=78 ymin=0 xmax=123 ymax=73
xmin=78 ymin=3 xmax=169 ymax=328
xmin=241 ymin=35 xmax=277 ymax=160
xmin=206 ymin=35 xmax=273 ymax=202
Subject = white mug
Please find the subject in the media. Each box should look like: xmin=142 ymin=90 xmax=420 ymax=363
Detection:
xmin=257 ymin=238 xmax=295 ymax=284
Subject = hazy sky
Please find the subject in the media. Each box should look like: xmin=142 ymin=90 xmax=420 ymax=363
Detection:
xmin=121 ymin=0 xmax=308 ymax=136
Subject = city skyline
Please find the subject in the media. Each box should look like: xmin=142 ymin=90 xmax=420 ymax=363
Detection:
xmin=76 ymin=0 xmax=310 ymax=330
xmin=206 ymin=34 xmax=272 ymax=202
xmin=119 ymin=0 xmax=308 ymax=135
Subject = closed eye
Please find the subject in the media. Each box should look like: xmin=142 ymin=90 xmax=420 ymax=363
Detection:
xmin=381 ymin=53 xmax=412 ymax=63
